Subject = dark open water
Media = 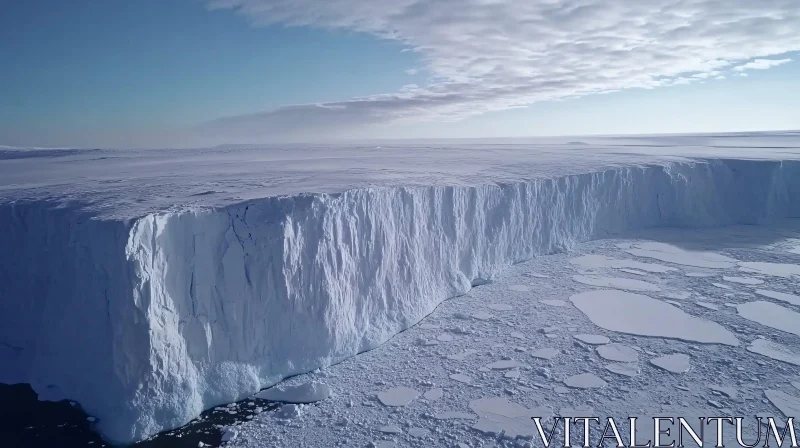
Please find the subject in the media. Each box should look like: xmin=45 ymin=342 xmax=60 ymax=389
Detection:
xmin=0 ymin=384 xmax=279 ymax=448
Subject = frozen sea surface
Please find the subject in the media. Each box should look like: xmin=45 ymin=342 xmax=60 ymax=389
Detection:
xmin=2 ymin=132 xmax=800 ymax=219
xmin=219 ymin=223 xmax=800 ymax=448
xmin=2 ymin=132 xmax=800 ymax=443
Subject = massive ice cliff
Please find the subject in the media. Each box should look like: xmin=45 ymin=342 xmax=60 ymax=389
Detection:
xmin=1 ymin=156 xmax=800 ymax=444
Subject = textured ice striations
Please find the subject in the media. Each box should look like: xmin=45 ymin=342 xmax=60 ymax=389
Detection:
xmin=2 ymin=159 xmax=800 ymax=443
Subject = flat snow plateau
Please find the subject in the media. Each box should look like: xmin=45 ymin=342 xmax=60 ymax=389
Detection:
xmin=2 ymin=132 xmax=800 ymax=444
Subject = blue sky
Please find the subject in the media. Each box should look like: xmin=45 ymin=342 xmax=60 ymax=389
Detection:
xmin=1 ymin=0 xmax=798 ymax=147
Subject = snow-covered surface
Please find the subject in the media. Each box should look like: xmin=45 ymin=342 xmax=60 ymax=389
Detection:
xmin=2 ymin=133 xmax=800 ymax=443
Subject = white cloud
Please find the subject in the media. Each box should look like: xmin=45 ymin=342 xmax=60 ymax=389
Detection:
xmin=733 ymin=58 xmax=792 ymax=71
xmin=405 ymin=68 xmax=419 ymax=75
xmin=202 ymin=0 xmax=800 ymax=141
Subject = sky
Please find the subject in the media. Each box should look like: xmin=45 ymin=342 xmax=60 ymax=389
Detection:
xmin=1 ymin=0 xmax=799 ymax=148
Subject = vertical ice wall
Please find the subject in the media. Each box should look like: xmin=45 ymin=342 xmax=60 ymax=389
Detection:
xmin=1 ymin=159 xmax=799 ymax=444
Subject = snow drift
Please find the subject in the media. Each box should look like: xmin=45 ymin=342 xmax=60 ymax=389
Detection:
xmin=1 ymin=158 xmax=800 ymax=444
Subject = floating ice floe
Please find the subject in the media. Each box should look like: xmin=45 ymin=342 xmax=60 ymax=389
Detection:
xmin=254 ymin=381 xmax=331 ymax=404
xmin=737 ymin=301 xmax=800 ymax=336
xmin=437 ymin=333 xmax=454 ymax=342
xmin=746 ymin=339 xmax=800 ymax=366
xmin=569 ymin=255 xmax=677 ymax=273
xmin=377 ymin=387 xmax=421 ymax=407
xmin=596 ymin=343 xmax=639 ymax=363
xmin=686 ymin=272 xmax=717 ymax=278
xmin=508 ymin=285 xmax=532 ymax=292
xmin=572 ymin=275 xmax=661 ymax=292
xmin=423 ymin=388 xmax=444 ymax=401
xmin=559 ymin=406 xmax=595 ymax=417
xmin=764 ymin=390 xmax=800 ymax=419
xmin=469 ymin=397 xmax=551 ymax=439
xmin=448 ymin=349 xmax=478 ymax=361
xmin=663 ymin=290 xmax=692 ymax=300
xmin=709 ymin=385 xmax=738 ymax=399
xmin=739 ymin=262 xmax=800 ymax=278
xmin=471 ymin=311 xmax=493 ymax=321
xmin=530 ymin=348 xmax=560 ymax=360
xmin=625 ymin=242 xmax=738 ymax=269
xmin=712 ymin=283 xmax=733 ymax=290
xmin=487 ymin=303 xmax=513 ymax=311
xmin=379 ymin=425 xmax=402 ymax=434
xmin=605 ymin=363 xmax=640 ymax=377
xmin=450 ymin=374 xmax=473 ymax=384
xmin=408 ymin=427 xmax=430 ymax=438
xmin=574 ymin=334 xmax=610 ymax=345
xmin=434 ymin=411 xmax=476 ymax=420
xmin=485 ymin=360 xmax=521 ymax=370
xmin=540 ymin=299 xmax=568 ymax=307
xmin=695 ymin=301 xmax=720 ymax=311
xmin=564 ymin=373 xmax=607 ymax=389
xmin=221 ymin=427 xmax=238 ymax=442
xmin=722 ymin=276 xmax=764 ymax=285
xmin=275 ymin=404 xmax=303 ymax=420
xmin=650 ymin=354 xmax=691 ymax=373
xmin=570 ymin=290 xmax=739 ymax=345
xmin=754 ymin=289 xmax=800 ymax=306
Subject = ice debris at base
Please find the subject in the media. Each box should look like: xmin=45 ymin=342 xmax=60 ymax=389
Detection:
xmin=3 ymin=146 xmax=800 ymax=443
xmin=254 ymin=381 xmax=330 ymax=404
xmin=221 ymin=427 xmax=238 ymax=442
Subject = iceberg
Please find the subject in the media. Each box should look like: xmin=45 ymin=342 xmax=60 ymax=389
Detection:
xmin=1 ymin=135 xmax=799 ymax=443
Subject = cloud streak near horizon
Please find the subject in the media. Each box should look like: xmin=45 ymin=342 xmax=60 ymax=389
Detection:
xmin=197 ymin=0 xmax=800 ymax=143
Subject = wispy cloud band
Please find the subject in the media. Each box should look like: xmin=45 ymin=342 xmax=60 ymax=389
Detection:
xmin=199 ymin=0 xmax=800 ymax=142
